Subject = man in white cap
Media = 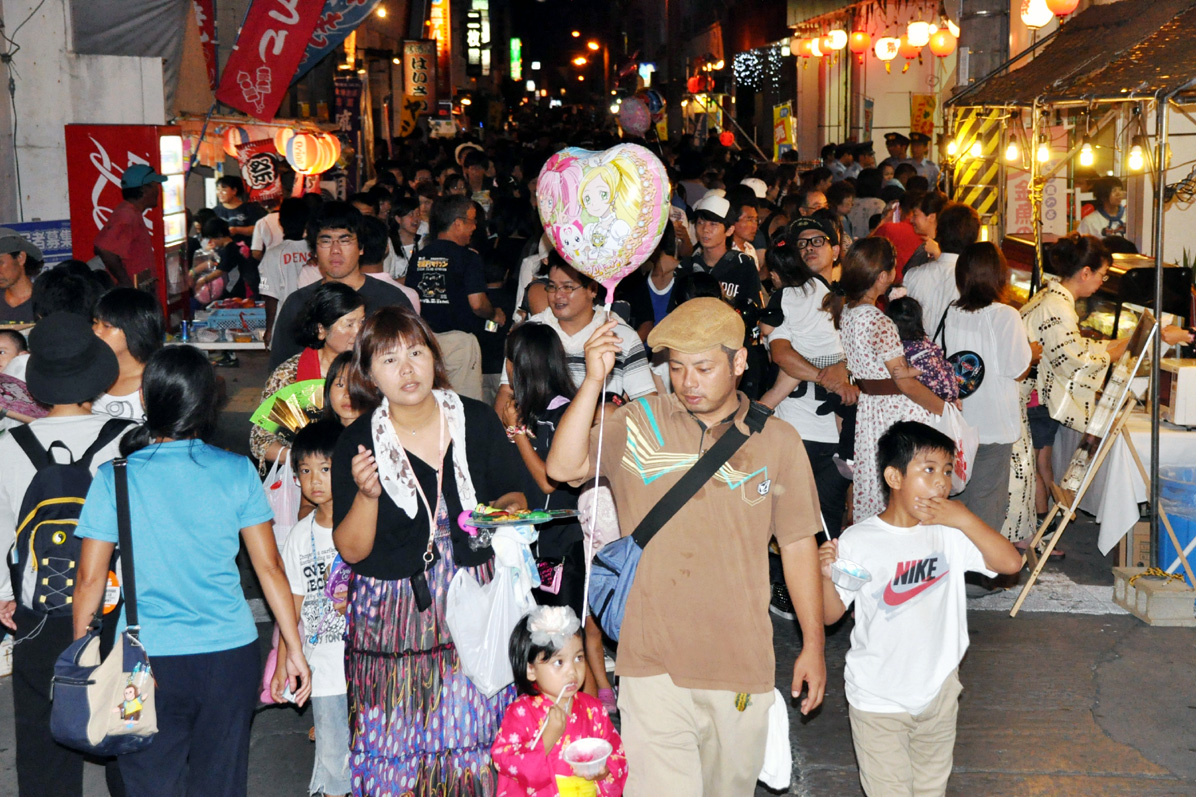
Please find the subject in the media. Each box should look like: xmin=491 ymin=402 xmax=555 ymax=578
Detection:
xmin=546 ymin=298 xmax=826 ymax=797
xmin=94 ymin=164 xmax=166 ymax=287
xmin=0 ymin=228 xmax=43 ymax=323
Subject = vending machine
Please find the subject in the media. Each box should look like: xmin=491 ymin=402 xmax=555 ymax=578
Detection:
xmin=64 ymin=124 xmax=190 ymax=326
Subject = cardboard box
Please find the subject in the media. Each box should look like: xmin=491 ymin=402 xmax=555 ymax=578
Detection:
xmin=1119 ymin=520 xmax=1153 ymax=569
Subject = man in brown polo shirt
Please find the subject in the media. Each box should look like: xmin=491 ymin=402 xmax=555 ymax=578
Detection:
xmin=547 ymin=297 xmax=826 ymax=796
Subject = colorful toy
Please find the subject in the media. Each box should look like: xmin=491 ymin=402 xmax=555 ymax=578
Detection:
xmin=536 ymin=143 xmax=671 ymax=304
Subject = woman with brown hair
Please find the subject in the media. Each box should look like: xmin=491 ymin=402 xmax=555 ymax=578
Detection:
xmin=938 ymin=242 xmax=1035 ymax=537
xmin=331 ymin=306 xmax=527 ymax=794
xmin=825 ymin=237 xmax=948 ymax=521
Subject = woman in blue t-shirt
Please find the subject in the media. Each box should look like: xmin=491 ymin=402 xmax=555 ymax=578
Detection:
xmin=73 ymin=345 xmax=311 ymax=797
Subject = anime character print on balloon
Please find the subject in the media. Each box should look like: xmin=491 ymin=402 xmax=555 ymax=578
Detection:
xmin=537 ymin=144 xmax=670 ymax=300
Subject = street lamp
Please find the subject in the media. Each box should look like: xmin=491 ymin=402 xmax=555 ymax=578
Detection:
xmin=571 ymin=30 xmax=580 ymax=38
xmin=587 ymin=41 xmax=600 ymax=52
xmin=572 ymin=56 xmax=588 ymax=67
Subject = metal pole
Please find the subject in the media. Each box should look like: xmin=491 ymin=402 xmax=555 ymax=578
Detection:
xmin=1150 ymin=91 xmax=1169 ymax=565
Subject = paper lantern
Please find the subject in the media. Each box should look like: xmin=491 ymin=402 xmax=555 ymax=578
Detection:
xmin=1020 ymin=0 xmax=1054 ymax=29
xmin=687 ymin=75 xmax=713 ymax=93
xmin=907 ymin=21 xmax=932 ymax=47
xmin=849 ymin=32 xmax=872 ymax=55
xmin=222 ymin=126 xmax=249 ymax=158
xmin=809 ymin=37 xmax=824 ymax=57
xmin=820 ymin=35 xmax=835 ymax=53
xmin=899 ymin=36 xmax=921 ymax=59
xmin=1046 ymin=0 xmax=1080 ymax=16
xmin=285 ymin=132 xmax=324 ymax=174
xmin=274 ymin=128 xmax=295 ymax=156
xmin=875 ymin=37 xmax=900 ymax=61
xmin=789 ymin=38 xmax=802 ymax=57
xmin=719 ymin=130 xmax=735 ymax=147
xmin=929 ymin=30 xmax=957 ymax=57
xmin=825 ymin=30 xmax=848 ymax=50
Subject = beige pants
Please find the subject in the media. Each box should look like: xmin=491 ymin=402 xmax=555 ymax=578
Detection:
xmin=433 ymin=330 xmax=482 ymax=401
xmin=848 ymin=669 xmax=963 ymax=797
xmin=619 ymin=673 xmax=773 ymax=797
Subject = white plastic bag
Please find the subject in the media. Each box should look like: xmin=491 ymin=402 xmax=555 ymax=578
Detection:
xmin=928 ymin=403 xmax=980 ymax=495
xmin=757 ymin=689 xmax=791 ymax=790
xmin=446 ymin=566 xmax=527 ymax=697
xmin=263 ymin=449 xmax=300 ymax=547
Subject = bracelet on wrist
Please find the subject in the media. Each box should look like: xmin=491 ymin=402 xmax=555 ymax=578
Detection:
xmin=505 ymin=424 xmax=531 ymax=441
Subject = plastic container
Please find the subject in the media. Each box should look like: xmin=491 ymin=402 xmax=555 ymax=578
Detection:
xmin=1159 ymin=509 xmax=1196 ymax=586
xmin=563 ymin=738 xmax=612 ymax=779
xmin=830 ymin=559 xmax=872 ymax=591
xmin=1160 ymin=467 xmax=1196 ymax=514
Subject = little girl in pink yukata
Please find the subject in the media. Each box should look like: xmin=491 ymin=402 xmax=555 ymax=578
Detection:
xmin=492 ymin=606 xmax=627 ymax=796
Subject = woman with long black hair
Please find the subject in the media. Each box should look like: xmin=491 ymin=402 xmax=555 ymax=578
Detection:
xmin=73 ymin=345 xmax=311 ymax=797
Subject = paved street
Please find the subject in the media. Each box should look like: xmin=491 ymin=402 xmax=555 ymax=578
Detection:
xmin=2 ymin=351 xmax=1194 ymax=795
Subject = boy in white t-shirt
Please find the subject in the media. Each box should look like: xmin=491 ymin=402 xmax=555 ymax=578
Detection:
xmin=820 ymin=421 xmax=1021 ymax=797
xmin=274 ymin=421 xmax=350 ymax=797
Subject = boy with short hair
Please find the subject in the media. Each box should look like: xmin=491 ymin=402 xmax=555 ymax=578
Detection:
xmin=820 ymin=421 xmax=1021 ymax=797
xmin=274 ymin=420 xmax=350 ymax=797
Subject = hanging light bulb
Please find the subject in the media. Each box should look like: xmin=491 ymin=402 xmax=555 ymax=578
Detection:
xmin=1128 ymin=136 xmax=1146 ymax=171
xmin=1037 ymin=139 xmax=1051 ymax=163
xmin=1006 ymin=141 xmax=1021 ymax=162
xmin=1078 ymin=140 xmax=1095 ymax=167
xmin=969 ymin=140 xmax=983 ymax=159
xmin=946 ymin=139 xmax=959 ymax=157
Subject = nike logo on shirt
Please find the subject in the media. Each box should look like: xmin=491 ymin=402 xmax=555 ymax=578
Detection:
xmin=882 ymin=555 xmax=949 ymax=606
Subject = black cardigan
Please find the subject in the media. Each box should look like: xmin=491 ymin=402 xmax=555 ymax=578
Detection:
xmin=331 ymin=396 xmax=528 ymax=582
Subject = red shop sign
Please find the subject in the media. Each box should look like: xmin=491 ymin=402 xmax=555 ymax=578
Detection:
xmin=215 ymin=0 xmax=323 ymax=121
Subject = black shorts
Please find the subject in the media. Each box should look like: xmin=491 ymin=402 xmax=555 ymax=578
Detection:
xmin=1027 ymin=404 xmax=1060 ymax=450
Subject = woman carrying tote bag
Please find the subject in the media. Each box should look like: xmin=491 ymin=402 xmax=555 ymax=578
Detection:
xmin=72 ymin=346 xmax=311 ymax=797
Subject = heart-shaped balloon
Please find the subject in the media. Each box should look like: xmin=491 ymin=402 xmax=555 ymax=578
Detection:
xmin=537 ymin=143 xmax=671 ymax=303
xmin=617 ymin=96 xmax=651 ymax=137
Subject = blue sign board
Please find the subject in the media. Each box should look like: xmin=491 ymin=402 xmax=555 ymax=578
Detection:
xmin=3 ymin=219 xmax=73 ymax=265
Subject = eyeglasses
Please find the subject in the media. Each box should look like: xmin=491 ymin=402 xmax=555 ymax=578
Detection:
xmin=315 ymin=235 xmax=358 ymax=249
xmin=795 ymin=236 xmax=830 ymax=250
xmin=545 ymin=283 xmax=583 ymax=295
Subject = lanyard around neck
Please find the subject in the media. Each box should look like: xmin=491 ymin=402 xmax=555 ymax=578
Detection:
xmin=396 ymin=404 xmax=447 ymax=567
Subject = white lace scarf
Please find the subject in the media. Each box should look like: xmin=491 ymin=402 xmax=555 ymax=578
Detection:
xmin=371 ymin=389 xmax=477 ymax=521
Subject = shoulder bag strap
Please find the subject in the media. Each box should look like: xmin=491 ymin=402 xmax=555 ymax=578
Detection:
xmin=79 ymin=419 xmax=135 ymax=470
xmin=630 ymin=402 xmax=772 ymax=548
xmin=9 ymin=424 xmax=50 ymax=471
xmin=933 ymin=306 xmax=950 ymax=351
xmin=113 ymin=459 xmax=139 ymax=638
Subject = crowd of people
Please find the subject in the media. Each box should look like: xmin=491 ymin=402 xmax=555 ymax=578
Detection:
xmin=0 ymin=123 xmax=1193 ymax=797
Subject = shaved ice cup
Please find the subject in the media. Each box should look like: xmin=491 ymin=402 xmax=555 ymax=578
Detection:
xmin=563 ymin=737 xmax=613 ymax=779
xmin=830 ymin=559 xmax=872 ymax=591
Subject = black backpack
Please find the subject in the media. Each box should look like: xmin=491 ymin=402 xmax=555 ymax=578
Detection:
xmin=7 ymin=419 xmax=132 ymax=616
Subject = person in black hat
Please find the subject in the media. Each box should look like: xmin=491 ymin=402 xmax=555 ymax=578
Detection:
xmin=0 ymin=227 xmax=44 ymax=323
xmin=908 ymin=131 xmax=941 ymax=188
xmin=880 ymin=132 xmax=911 ymax=173
xmin=0 ymin=312 xmax=128 ymax=797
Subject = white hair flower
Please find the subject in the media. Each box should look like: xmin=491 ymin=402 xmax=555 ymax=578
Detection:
xmin=888 ymin=286 xmax=908 ymax=300
xmin=527 ymin=606 xmax=580 ymax=650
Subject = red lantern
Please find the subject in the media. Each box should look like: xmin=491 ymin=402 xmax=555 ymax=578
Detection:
xmin=274 ymin=128 xmax=295 ymax=156
xmin=820 ymin=35 xmax=835 ymax=53
xmin=848 ymin=31 xmax=872 ymax=55
xmin=687 ymin=75 xmax=713 ymax=93
xmin=1045 ymin=0 xmax=1080 ymax=16
xmin=719 ymin=130 xmax=735 ymax=147
xmin=899 ymin=36 xmax=922 ymax=60
xmin=929 ymin=30 xmax=957 ymax=58
xmin=222 ymin=126 xmax=248 ymax=158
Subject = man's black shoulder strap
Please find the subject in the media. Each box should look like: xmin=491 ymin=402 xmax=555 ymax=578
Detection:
xmin=630 ymin=401 xmax=772 ymax=548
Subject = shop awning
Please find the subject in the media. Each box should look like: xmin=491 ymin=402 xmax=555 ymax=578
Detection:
xmin=952 ymin=0 xmax=1196 ymax=108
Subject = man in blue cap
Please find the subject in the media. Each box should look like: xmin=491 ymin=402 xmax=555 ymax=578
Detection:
xmin=94 ymin=164 xmax=166 ymax=287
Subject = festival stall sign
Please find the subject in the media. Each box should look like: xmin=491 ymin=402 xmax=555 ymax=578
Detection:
xmin=292 ymin=0 xmax=384 ymax=83
xmin=215 ymin=0 xmax=325 ymax=121
xmin=235 ymin=140 xmax=284 ymax=203
xmin=334 ymin=76 xmax=364 ymax=192
xmin=429 ymin=0 xmax=453 ymax=107
xmin=910 ymin=93 xmax=937 ymax=138
xmin=400 ymin=40 xmax=437 ymax=137
xmin=773 ymin=102 xmax=795 ymax=160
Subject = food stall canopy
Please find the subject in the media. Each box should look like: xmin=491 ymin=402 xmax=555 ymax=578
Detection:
xmin=952 ymin=0 xmax=1196 ymax=108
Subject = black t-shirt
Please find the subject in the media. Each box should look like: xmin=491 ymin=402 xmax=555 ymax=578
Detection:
xmin=677 ymin=249 xmax=765 ymax=345
xmin=521 ymin=401 xmax=583 ymax=558
xmin=214 ymin=202 xmax=267 ymax=243
xmin=614 ymin=269 xmax=656 ymax=331
xmin=268 ymin=275 xmax=414 ymax=369
xmin=331 ymin=396 xmax=528 ymax=580
xmin=408 ymin=239 xmax=488 ymax=335
xmin=0 ymin=294 xmax=33 ymax=323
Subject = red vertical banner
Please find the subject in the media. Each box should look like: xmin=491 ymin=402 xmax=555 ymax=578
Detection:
xmin=191 ymin=0 xmax=217 ymax=89
xmin=215 ymin=0 xmax=324 ymax=121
